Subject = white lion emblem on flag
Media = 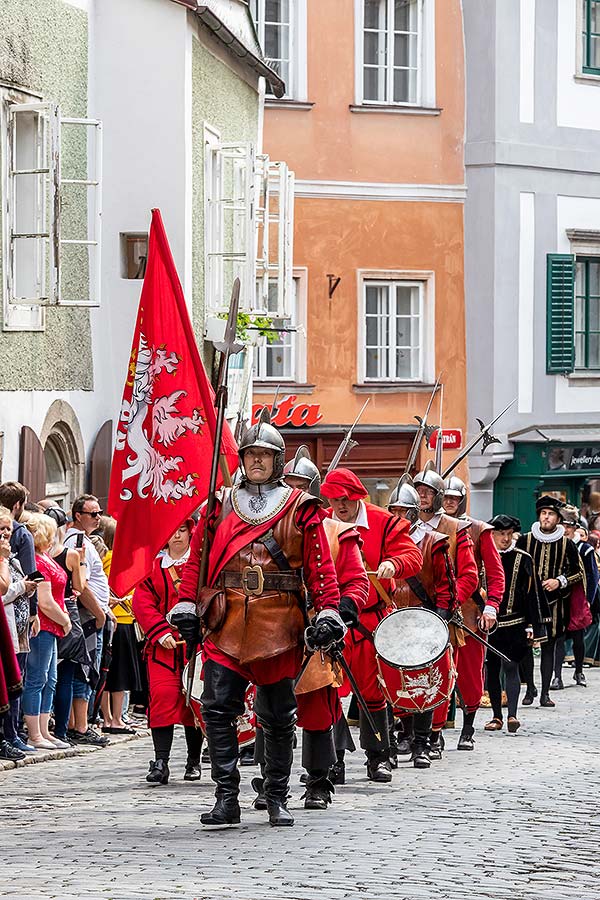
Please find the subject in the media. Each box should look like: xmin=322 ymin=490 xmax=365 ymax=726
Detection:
xmin=403 ymin=667 xmax=443 ymax=705
xmin=115 ymin=333 xmax=205 ymax=503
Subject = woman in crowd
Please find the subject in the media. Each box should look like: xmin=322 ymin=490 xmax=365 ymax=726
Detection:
xmin=0 ymin=507 xmax=38 ymax=754
xmin=0 ymin=515 xmax=25 ymax=759
xmin=22 ymin=513 xmax=72 ymax=750
xmin=100 ymin=516 xmax=143 ymax=734
xmin=132 ymin=521 xmax=203 ymax=785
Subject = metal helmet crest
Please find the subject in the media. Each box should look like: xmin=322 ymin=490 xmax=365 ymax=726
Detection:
xmin=238 ymin=407 xmax=286 ymax=482
xmin=283 ymin=445 xmax=321 ymax=498
xmin=413 ymin=461 xmax=445 ymax=513
xmin=388 ymin=474 xmax=421 ymax=525
xmin=444 ymin=475 xmax=468 ymax=517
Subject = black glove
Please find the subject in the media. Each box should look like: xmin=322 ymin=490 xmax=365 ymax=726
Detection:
xmin=434 ymin=606 xmax=452 ymax=622
xmin=304 ymin=614 xmax=346 ymax=652
xmin=170 ymin=612 xmax=199 ymax=658
xmin=338 ymin=596 xmax=359 ymax=628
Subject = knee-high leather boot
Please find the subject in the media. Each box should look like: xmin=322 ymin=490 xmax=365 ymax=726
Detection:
xmin=301 ymin=728 xmax=336 ymax=810
xmin=200 ymin=662 xmax=245 ymax=825
xmin=256 ymin=678 xmax=297 ymax=827
xmin=359 ymin=707 xmax=392 ymax=783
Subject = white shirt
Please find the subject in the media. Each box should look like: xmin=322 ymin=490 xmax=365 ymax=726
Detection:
xmin=64 ymin=527 xmax=110 ymax=611
xmin=332 ymin=500 xmax=369 ymax=530
xmin=419 ymin=512 xmax=442 ymax=532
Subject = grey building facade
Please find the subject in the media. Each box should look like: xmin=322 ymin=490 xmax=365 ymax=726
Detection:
xmin=463 ymin=0 xmax=600 ymax=527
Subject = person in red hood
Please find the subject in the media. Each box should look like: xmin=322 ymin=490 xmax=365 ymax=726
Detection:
xmin=321 ymin=467 xmax=423 ymax=783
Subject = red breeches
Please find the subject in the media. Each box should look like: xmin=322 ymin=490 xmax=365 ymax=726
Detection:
xmin=296 ymin=684 xmax=342 ymax=732
xmin=146 ymin=656 xmax=196 ymax=729
xmin=456 ymin=634 xmax=486 ymax=714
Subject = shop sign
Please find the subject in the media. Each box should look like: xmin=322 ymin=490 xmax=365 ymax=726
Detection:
xmin=427 ymin=429 xmax=463 ymax=451
xmin=252 ymin=395 xmax=323 ymax=428
xmin=547 ymin=446 xmax=600 ymax=472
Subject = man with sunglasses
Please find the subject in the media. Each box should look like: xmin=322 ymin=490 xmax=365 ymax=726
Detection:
xmin=64 ymin=494 xmax=111 ymax=745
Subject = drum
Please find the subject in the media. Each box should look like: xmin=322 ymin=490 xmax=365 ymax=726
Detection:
xmin=182 ymin=653 xmax=257 ymax=748
xmin=373 ymin=607 xmax=456 ymax=713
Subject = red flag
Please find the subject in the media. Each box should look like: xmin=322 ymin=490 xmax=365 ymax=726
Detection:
xmin=107 ymin=209 xmax=238 ymax=596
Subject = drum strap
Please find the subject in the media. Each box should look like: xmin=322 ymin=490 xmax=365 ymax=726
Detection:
xmin=257 ymin=529 xmax=293 ymax=572
xmin=405 ymin=575 xmax=435 ymax=611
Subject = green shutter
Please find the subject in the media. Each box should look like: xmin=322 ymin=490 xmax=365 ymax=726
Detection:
xmin=546 ymin=253 xmax=575 ymax=374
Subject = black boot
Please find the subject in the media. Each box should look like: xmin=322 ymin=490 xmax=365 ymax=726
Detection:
xmin=301 ymin=728 xmax=336 ymax=809
xmin=302 ymin=772 xmax=335 ymax=809
xmin=396 ymin=714 xmax=414 ymax=755
xmin=251 ymin=776 xmax=267 ymax=810
xmin=257 ymin=678 xmax=296 ymax=826
xmin=329 ymin=714 xmax=354 ymax=784
xmin=360 ymin=707 xmax=392 ymax=782
xmin=457 ymin=710 xmax=476 ymax=751
xmin=200 ymin=662 xmax=244 ymax=826
xmin=146 ymin=759 xmax=170 ymax=784
xmin=428 ymin=730 xmax=444 ymax=760
xmin=329 ymin=755 xmax=346 ymax=785
xmin=184 ymin=757 xmax=201 ymax=781
xmin=411 ymin=710 xmax=433 ymax=768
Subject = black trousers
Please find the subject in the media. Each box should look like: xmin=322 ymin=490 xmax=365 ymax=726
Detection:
xmin=151 ymin=724 xmax=203 ymax=762
xmin=540 ymin=637 xmax=557 ymax=695
xmin=553 ymin=631 xmax=585 ymax=677
xmin=486 ymin=653 xmax=521 ymax=719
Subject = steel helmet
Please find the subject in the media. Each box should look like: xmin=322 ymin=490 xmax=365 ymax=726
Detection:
xmin=388 ymin=474 xmax=421 ymax=525
xmin=238 ymin=407 xmax=286 ymax=482
xmin=413 ymin=461 xmax=445 ymax=513
xmin=283 ymin=445 xmax=321 ymax=498
xmin=444 ymin=475 xmax=468 ymax=517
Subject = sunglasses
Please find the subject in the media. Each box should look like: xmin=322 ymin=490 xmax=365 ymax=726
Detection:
xmin=82 ymin=510 xmax=103 ymax=519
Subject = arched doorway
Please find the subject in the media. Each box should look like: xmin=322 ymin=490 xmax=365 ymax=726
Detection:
xmin=43 ymin=432 xmax=72 ymax=508
xmin=40 ymin=401 xmax=86 ymax=507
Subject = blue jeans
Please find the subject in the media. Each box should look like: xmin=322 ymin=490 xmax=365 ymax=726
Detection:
xmin=54 ymin=659 xmax=76 ymax=739
xmin=22 ymin=631 xmax=58 ymax=717
xmin=73 ymin=627 xmax=103 ymax=702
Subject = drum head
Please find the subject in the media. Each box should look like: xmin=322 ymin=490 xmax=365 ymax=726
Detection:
xmin=182 ymin=652 xmax=204 ymax=702
xmin=374 ymin=608 xmax=449 ymax=668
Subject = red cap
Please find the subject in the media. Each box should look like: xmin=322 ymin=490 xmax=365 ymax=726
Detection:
xmin=321 ymin=468 xmax=368 ymax=501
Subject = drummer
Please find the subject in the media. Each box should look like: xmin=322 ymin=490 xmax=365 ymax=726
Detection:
xmin=388 ymin=477 xmax=458 ymax=767
xmin=132 ymin=520 xmax=204 ymax=785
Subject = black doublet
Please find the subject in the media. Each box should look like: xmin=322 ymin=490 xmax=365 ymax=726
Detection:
xmin=489 ymin=547 xmax=547 ymax=662
xmin=516 ymin=531 xmax=583 ymax=640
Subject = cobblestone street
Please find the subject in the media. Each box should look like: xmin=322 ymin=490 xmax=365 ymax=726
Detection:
xmin=2 ymin=671 xmax=600 ymax=900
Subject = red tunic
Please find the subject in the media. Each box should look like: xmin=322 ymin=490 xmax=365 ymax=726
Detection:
xmin=178 ymin=489 xmax=340 ymax=685
xmin=132 ymin=557 xmax=195 ymax=729
xmin=474 ymin=527 xmax=505 ymax=611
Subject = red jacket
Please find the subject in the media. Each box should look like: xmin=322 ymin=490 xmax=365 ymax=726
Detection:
xmin=322 ymin=518 xmax=369 ymax=614
xmin=428 ymin=535 xmax=458 ymax=612
xmin=474 ymin=527 xmax=505 ymax=611
xmin=132 ymin=556 xmax=186 ymax=666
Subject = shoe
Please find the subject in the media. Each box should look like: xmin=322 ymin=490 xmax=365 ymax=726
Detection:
xmin=184 ymin=758 xmax=201 ymax=781
xmin=302 ymin=775 xmax=335 ymax=810
xmin=396 ymin=737 xmax=413 ymax=755
xmin=574 ymin=672 xmax=587 ymax=687
xmin=457 ymin=732 xmax=475 ymax=751
xmin=411 ymin=738 xmax=431 ymax=769
xmin=521 ymin=692 xmax=534 ymax=706
xmin=267 ymin=799 xmax=294 ymax=826
xmin=366 ymin=757 xmax=392 ymax=783
xmin=549 ymin=677 xmax=564 ymax=691
xmin=251 ymin=776 xmax=268 ymax=810
xmin=47 ymin=736 xmax=72 ymax=749
xmin=11 ymin=737 xmax=36 ymax=753
xmin=507 ymin=717 xmax=521 ymax=733
xmin=443 ymin=719 xmax=455 ymax=729
xmin=201 ymin=797 xmax=241 ymax=825
xmin=239 ymin=744 xmax=256 ymax=766
xmin=102 ymin=725 xmax=136 ymax=734
xmin=70 ymin=728 xmax=109 ymax=747
xmin=146 ymin=759 xmax=170 ymax=785
xmin=328 ymin=760 xmax=345 ymax=785
xmin=29 ymin=737 xmax=57 ymax=750
xmin=428 ymin=731 xmax=444 ymax=761
xmin=484 ymin=718 xmax=503 ymax=731
xmin=539 ymin=694 xmax=555 ymax=708
xmin=0 ymin=739 xmax=26 ymax=760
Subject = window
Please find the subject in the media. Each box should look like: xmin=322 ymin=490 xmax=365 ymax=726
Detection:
xmin=0 ymin=87 xmax=102 ymax=330
xmin=363 ymin=280 xmax=424 ymax=381
xmin=583 ymin=0 xmax=600 ymax=73
xmin=250 ymin=1 xmax=307 ymax=100
xmin=121 ymin=233 xmax=148 ymax=279
xmin=254 ymin=278 xmax=298 ymax=380
xmin=575 ymin=258 xmax=600 ymax=369
xmin=360 ymin=0 xmax=422 ymax=105
xmin=546 ymin=254 xmax=576 ymax=375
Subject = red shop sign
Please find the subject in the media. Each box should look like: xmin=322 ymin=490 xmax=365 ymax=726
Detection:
xmin=252 ymin=395 xmax=323 ymax=428
xmin=427 ymin=429 xmax=463 ymax=451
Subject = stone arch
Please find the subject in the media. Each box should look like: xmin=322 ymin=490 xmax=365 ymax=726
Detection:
xmin=39 ymin=400 xmax=86 ymax=505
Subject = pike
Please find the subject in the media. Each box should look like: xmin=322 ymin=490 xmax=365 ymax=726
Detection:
xmin=403 ymin=372 xmax=442 ymax=474
xmin=434 ymin=383 xmax=444 ymax=473
xmin=442 ymin=398 xmax=517 ymax=479
xmin=327 ymin=398 xmax=370 ymax=474
xmin=186 ymin=279 xmax=244 ymax=706
xmin=233 ymin=349 xmax=253 ymax=444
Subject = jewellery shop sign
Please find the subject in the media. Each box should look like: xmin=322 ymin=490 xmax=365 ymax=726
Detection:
xmin=546 ymin=446 xmax=600 ymax=472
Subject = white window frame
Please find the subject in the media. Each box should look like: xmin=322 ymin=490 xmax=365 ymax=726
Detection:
xmin=357 ymin=269 xmax=435 ymax=385
xmin=354 ymin=0 xmax=436 ymax=108
xmin=254 ymin=267 xmax=307 ymax=383
xmin=250 ymin=0 xmax=308 ymax=101
xmin=1 ymin=87 xmax=102 ymax=330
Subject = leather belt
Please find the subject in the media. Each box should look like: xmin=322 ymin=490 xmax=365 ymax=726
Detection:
xmin=221 ymin=567 xmax=302 ymax=596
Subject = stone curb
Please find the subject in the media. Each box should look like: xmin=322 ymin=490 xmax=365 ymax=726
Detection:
xmin=0 ymin=728 xmax=150 ymax=772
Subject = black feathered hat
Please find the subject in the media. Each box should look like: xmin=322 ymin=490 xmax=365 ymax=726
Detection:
xmin=489 ymin=514 xmax=521 ymax=532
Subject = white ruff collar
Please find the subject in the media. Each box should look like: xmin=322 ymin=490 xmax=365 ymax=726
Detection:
xmin=531 ymin=522 xmax=565 ymax=544
xmin=161 ymin=548 xmax=190 ymax=568
xmin=500 ymin=539 xmax=517 ymax=554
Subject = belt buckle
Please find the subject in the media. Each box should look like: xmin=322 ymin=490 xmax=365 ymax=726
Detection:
xmin=241 ymin=565 xmax=264 ymax=596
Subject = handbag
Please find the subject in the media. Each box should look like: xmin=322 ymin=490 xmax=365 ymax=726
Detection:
xmin=568 ymin=584 xmax=593 ymax=632
xmin=58 ymin=598 xmax=91 ymax=666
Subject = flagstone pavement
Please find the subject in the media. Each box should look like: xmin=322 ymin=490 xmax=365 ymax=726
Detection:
xmin=2 ymin=669 xmax=600 ymax=900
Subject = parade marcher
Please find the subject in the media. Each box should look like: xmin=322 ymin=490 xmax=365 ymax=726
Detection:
xmin=551 ymin=506 xmax=598 ymax=689
xmin=131 ymin=521 xmax=203 ymax=785
xmin=413 ymin=464 xmax=478 ymax=755
xmin=320 ymin=467 xmax=423 ymax=782
xmin=174 ymin=415 xmax=343 ymax=827
xmin=516 ymin=496 xmax=583 ymax=707
xmin=485 ymin=515 xmax=547 ymax=732
xmin=442 ymin=475 xmax=505 ymax=748
xmin=283 ymin=447 xmax=369 ymax=808
xmin=388 ymin=476 xmax=458 ymax=768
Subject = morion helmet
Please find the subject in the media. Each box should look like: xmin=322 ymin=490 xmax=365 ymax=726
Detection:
xmin=413 ymin=461 xmax=445 ymax=513
xmin=388 ymin=474 xmax=421 ymax=525
xmin=283 ymin=445 xmax=321 ymax=498
xmin=444 ymin=475 xmax=468 ymax=517
xmin=238 ymin=407 xmax=286 ymax=482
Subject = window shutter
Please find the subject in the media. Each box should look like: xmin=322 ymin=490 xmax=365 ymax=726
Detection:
xmin=19 ymin=426 xmax=47 ymax=503
xmin=88 ymin=420 xmax=113 ymax=509
xmin=546 ymin=253 xmax=575 ymax=374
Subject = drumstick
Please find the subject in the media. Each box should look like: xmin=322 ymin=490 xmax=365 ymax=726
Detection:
xmin=175 ymin=640 xmax=186 ymax=646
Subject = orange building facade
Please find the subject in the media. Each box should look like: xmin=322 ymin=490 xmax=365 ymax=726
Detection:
xmin=251 ymin=0 xmax=467 ymax=500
